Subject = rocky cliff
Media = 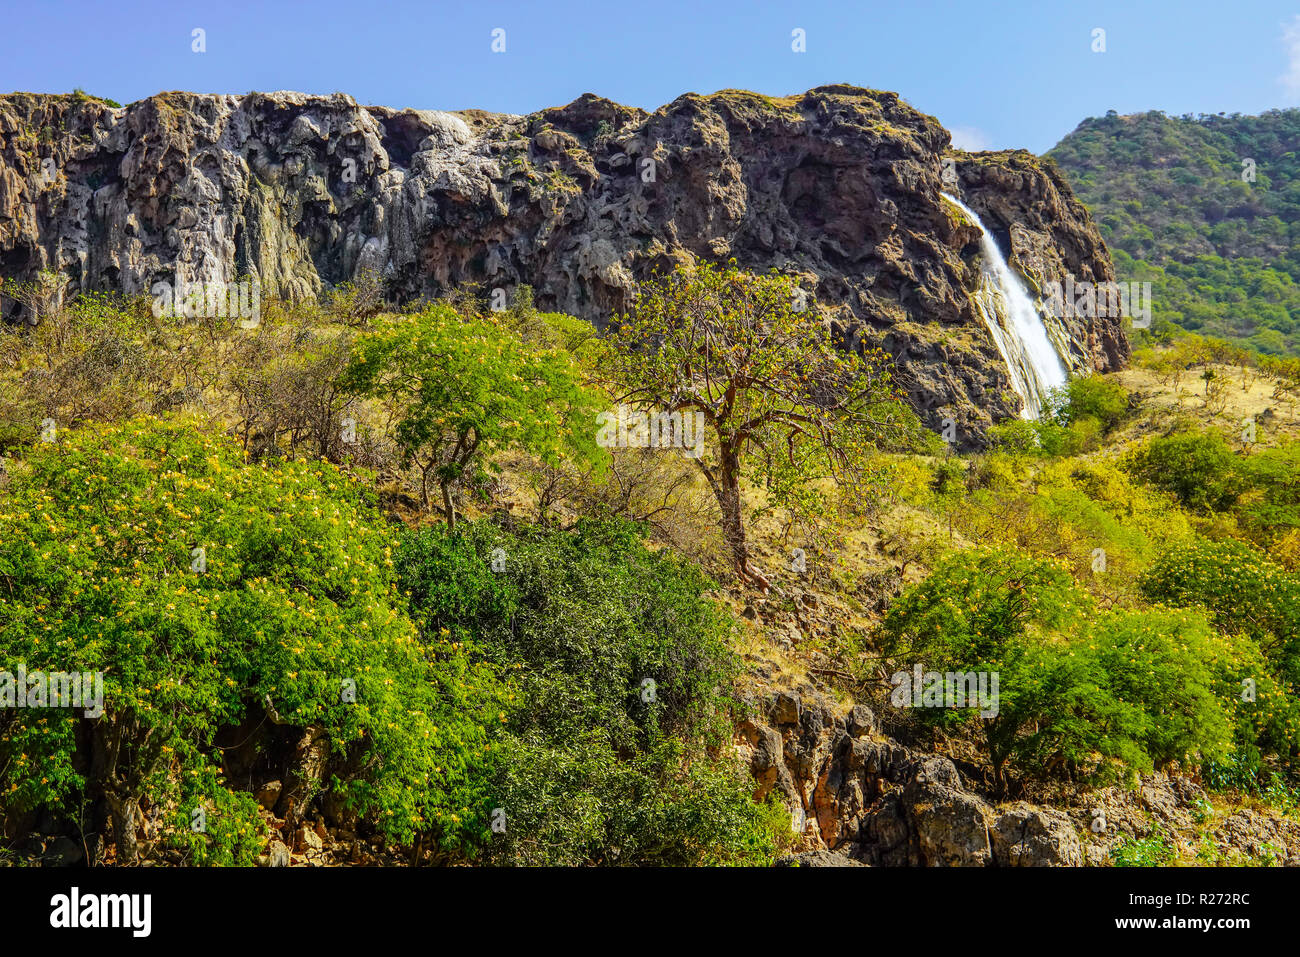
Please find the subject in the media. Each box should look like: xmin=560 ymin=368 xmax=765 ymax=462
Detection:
xmin=743 ymin=682 xmax=1300 ymax=867
xmin=0 ymin=86 xmax=1127 ymax=439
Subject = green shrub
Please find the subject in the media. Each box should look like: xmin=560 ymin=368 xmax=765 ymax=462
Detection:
xmin=486 ymin=732 xmax=777 ymax=866
xmin=1083 ymin=609 xmax=1234 ymax=768
xmin=987 ymin=419 xmax=1042 ymax=455
xmin=1140 ymin=538 xmax=1300 ymax=682
xmin=1053 ymin=375 xmax=1130 ymax=433
xmin=879 ymin=547 xmax=1098 ymax=791
xmin=340 ymin=304 xmax=606 ymax=522
xmin=881 ymin=547 xmax=1240 ymax=790
xmin=998 ymin=376 xmax=1129 ymax=459
xmin=0 ymin=417 xmax=505 ymax=863
xmin=396 ymin=518 xmax=777 ymax=865
xmin=1238 ymin=441 xmax=1300 ymax=550
xmin=397 ymin=518 xmax=738 ymax=745
xmin=1139 ymin=538 xmax=1300 ymax=769
xmin=1111 ymin=829 xmax=1177 ymax=867
xmin=1127 ymin=430 xmax=1246 ymax=512
xmin=1029 ymin=417 xmax=1103 ymax=457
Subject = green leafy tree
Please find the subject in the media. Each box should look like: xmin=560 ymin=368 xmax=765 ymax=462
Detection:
xmin=604 ymin=262 xmax=914 ymax=589
xmin=1052 ymin=375 xmax=1130 ymax=433
xmin=1127 ymin=430 xmax=1246 ymax=512
xmin=340 ymin=305 xmax=606 ymax=525
xmin=880 ymin=547 xmax=1235 ymax=791
xmin=395 ymin=518 xmax=779 ymax=865
xmin=1083 ymin=609 xmax=1234 ymax=769
xmin=0 ymin=417 xmax=505 ymax=864
xmin=879 ymin=547 xmax=1094 ymax=792
xmin=1140 ymin=538 xmax=1300 ymax=686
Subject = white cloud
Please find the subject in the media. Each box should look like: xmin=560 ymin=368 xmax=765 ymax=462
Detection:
xmin=949 ymin=126 xmax=991 ymax=152
xmin=1281 ymin=15 xmax=1300 ymax=102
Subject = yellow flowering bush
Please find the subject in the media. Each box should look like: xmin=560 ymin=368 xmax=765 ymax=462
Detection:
xmin=0 ymin=416 xmax=506 ymax=864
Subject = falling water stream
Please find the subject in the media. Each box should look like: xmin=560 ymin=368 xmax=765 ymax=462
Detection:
xmin=943 ymin=193 xmax=1068 ymax=419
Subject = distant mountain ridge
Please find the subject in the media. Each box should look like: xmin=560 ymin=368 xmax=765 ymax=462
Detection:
xmin=1048 ymin=108 xmax=1300 ymax=355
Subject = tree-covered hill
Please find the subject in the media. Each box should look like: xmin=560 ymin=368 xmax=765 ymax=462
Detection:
xmin=1048 ymin=109 xmax=1300 ymax=355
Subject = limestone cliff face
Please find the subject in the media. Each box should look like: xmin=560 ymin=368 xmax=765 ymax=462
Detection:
xmin=0 ymin=86 xmax=1127 ymax=440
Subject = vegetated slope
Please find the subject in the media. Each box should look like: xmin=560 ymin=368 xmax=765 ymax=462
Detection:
xmin=9 ymin=90 xmax=1300 ymax=869
xmin=1 ymin=284 xmax=1298 ymax=867
xmin=1048 ymin=109 xmax=1300 ymax=355
xmin=719 ymin=343 xmax=1300 ymax=866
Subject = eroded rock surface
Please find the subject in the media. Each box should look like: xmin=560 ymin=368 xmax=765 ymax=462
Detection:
xmin=0 ymin=86 xmax=1127 ymax=442
xmin=736 ymin=685 xmax=1297 ymax=867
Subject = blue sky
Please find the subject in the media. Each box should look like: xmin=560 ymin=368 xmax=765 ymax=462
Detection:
xmin=4 ymin=0 xmax=1300 ymax=153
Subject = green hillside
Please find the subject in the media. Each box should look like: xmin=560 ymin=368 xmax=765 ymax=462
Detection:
xmin=1048 ymin=109 xmax=1300 ymax=355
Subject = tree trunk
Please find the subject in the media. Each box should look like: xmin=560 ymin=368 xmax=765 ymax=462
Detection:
xmin=88 ymin=711 xmax=163 ymax=867
xmin=441 ymin=481 xmax=457 ymax=530
xmin=85 ymin=795 xmax=110 ymax=866
xmin=986 ymin=724 xmax=1008 ymax=798
xmin=104 ymin=791 xmax=139 ymax=864
xmin=714 ymin=460 xmax=769 ymax=592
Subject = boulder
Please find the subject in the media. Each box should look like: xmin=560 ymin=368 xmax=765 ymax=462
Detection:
xmin=902 ymin=758 xmax=994 ymax=867
xmin=771 ymin=691 xmax=802 ymax=726
xmin=991 ymin=802 xmax=1083 ymax=867
xmin=265 ymin=840 xmax=291 ymax=867
xmin=846 ymin=704 xmax=875 ymax=738
xmin=295 ymin=825 xmax=324 ymax=854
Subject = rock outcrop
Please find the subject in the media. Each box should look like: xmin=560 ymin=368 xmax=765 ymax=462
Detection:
xmin=736 ymin=684 xmax=1298 ymax=867
xmin=737 ymin=686 xmax=1085 ymax=866
xmin=0 ymin=86 xmax=1127 ymax=441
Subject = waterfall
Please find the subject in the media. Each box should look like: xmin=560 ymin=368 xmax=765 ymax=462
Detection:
xmin=942 ymin=193 xmax=1068 ymax=420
